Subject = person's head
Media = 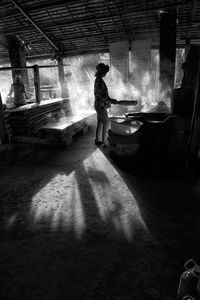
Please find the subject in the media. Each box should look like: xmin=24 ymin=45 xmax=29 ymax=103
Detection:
xmin=14 ymin=73 xmax=22 ymax=83
xmin=95 ymin=63 xmax=109 ymax=77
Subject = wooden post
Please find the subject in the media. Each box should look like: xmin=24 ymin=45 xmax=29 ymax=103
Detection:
xmin=33 ymin=64 xmax=41 ymax=104
xmin=0 ymin=93 xmax=6 ymax=144
xmin=6 ymin=35 xmax=29 ymax=88
xmin=186 ymin=48 xmax=200 ymax=170
xmin=159 ymin=10 xmax=177 ymax=92
xmin=57 ymin=56 xmax=68 ymax=98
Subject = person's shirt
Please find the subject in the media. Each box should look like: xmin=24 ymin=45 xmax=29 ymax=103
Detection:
xmin=13 ymin=81 xmax=26 ymax=106
xmin=94 ymin=75 xmax=115 ymax=110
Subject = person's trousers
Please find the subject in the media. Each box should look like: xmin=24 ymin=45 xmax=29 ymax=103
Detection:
xmin=95 ymin=108 xmax=109 ymax=143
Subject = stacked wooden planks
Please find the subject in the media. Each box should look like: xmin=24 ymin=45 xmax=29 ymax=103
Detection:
xmin=4 ymin=98 xmax=70 ymax=137
xmin=39 ymin=111 xmax=96 ymax=145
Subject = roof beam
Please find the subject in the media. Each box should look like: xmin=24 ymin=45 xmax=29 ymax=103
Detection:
xmin=2 ymin=30 xmax=125 ymax=42
xmin=8 ymin=0 xmax=60 ymax=51
xmin=26 ymin=47 xmax=109 ymax=60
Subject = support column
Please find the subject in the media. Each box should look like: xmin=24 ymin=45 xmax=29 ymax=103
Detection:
xmin=159 ymin=10 xmax=177 ymax=91
xmin=186 ymin=47 xmax=200 ymax=166
xmin=6 ymin=35 xmax=29 ymax=87
xmin=0 ymin=93 xmax=6 ymax=144
xmin=57 ymin=56 xmax=68 ymax=99
xmin=33 ymin=65 xmax=41 ymax=104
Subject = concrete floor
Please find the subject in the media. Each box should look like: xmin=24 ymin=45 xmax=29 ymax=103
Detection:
xmin=0 ymin=129 xmax=200 ymax=300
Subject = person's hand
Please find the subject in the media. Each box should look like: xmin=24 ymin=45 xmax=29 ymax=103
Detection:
xmin=112 ymin=99 xmax=118 ymax=104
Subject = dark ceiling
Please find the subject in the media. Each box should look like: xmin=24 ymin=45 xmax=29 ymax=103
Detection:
xmin=0 ymin=0 xmax=199 ymax=62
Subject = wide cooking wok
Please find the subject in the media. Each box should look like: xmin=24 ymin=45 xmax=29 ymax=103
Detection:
xmin=124 ymin=112 xmax=171 ymax=122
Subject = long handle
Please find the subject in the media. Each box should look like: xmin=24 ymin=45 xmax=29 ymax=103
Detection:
xmin=117 ymin=100 xmax=138 ymax=106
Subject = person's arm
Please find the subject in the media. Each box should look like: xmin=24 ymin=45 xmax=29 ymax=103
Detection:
xmin=22 ymin=83 xmax=32 ymax=99
xmin=7 ymin=84 xmax=14 ymax=97
xmin=95 ymin=78 xmax=118 ymax=107
xmin=109 ymin=98 xmax=118 ymax=104
xmin=21 ymin=83 xmax=26 ymax=94
xmin=25 ymin=89 xmax=33 ymax=99
xmin=103 ymin=86 xmax=117 ymax=105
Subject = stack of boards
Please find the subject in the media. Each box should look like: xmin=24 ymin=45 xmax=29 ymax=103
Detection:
xmin=39 ymin=112 xmax=95 ymax=145
xmin=5 ymin=98 xmax=69 ymax=137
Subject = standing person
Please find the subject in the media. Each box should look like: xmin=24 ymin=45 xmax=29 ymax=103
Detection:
xmin=7 ymin=74 xmax=28 ymax=108
xmin=94 ymin=63 xmax=117 ymax=146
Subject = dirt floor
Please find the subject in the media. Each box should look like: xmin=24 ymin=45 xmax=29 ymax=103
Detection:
xmin=0 ymin=128 xmax=200 ymax=300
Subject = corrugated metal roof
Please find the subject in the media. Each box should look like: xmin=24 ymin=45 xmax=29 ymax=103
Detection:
xmin=0 ymin=0 xmax=198 ymax=62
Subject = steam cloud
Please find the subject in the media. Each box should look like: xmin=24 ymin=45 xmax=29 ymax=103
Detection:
xmin=0 ymin=51 xmax=184 ymax=115
xmin=0 ymin=65 xmax=13 ymax=104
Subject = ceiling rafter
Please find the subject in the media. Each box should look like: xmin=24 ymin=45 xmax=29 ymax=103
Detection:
xmin=40 ymin=4 xmax=66 ymax=51
xmin=1 ymin=28 xmax=126 ymax=42
xmin=112 ymin=0 xmax=130 ymax=42
xmin=142 ymin=0 xmax=153 ymax=41
xmin=0 ymin=0 xmax=192 ymax=31
xmin=1 ymin=15 xmax=121 ymax=33
xmin=1 ymin=0 xmax=191 ymax=19
xmin=65 ymin=4 xmax=94 ymax=49
xmin=0 ymin=0 xmax=198 ymax=62
xmin=187 ymin=0 xmax=196 ymax=40
xmin=84 ymin=0 xmax=108 ymax=44
xmin=53 ymin=33 xmax=125 ymax=42
xmin=27 ymin=47 xmax=109 ymax=60
xmin=8 ymin=0 xmax=60 ymax=51
xmin=103 ymin=0 xmax=120 ymax=35
xmin=2 ymin=1 xmax=42 ymax=56
xmin=122 ymin=0 xmax=136 ymax=40
xmin=44 ymin=4 xmax=77 ymax=52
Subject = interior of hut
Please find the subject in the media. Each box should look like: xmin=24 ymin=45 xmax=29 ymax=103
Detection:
xmin=1 ymin=1 xmax=200 ymax=299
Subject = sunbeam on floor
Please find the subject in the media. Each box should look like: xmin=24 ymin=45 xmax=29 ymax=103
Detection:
xmin=25 ymin=148 xmax=152 ymax=242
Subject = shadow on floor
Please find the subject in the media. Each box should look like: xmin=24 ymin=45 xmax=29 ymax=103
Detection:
xmin=1 ymin=134 xmax=200 ymax=300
